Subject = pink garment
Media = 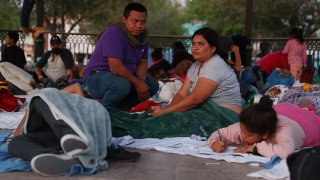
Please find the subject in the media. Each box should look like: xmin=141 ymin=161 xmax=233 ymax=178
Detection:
xmin=282 ymin=39 xmax=307 ymax=66
xmin=207 ymin=102 xmax=320 ymax=159
xmin=273 ymin=102 xmax=320 ymax=146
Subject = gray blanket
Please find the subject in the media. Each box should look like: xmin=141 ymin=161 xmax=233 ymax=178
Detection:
xmin=24 ymin=88 xmax=112 ymax=169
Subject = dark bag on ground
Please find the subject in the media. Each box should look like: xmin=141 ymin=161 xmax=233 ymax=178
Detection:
xmin=287 ymin=146 xmax=320 ymax=180
xmin=300 ymin=67 xmax=315 ymax=84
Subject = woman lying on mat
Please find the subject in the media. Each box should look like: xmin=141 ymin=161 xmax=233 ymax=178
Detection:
xmin=149 ymin=27 xmax=241 ymax=116
xmin=208 ymin=95 xmax=320 ymax=159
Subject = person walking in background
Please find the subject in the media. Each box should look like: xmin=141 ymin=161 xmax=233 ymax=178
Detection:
xmin=282 ymin=27 xmax=307 ymax=83
xmin=82 ymin=2 xmax=159 ymax=111
xmin=1 ymin=31 xmax=26 ymax=70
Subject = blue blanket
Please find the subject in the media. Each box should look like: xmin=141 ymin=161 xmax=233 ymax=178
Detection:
xmin=0 ymin=131 xmax=31 ymax=173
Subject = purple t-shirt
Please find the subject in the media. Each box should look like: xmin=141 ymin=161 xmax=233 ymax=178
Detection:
xmin=83 ymin=25 xmax=148 ymax=81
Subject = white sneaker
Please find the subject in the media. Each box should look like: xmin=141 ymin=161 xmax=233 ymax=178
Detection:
xmin=60 ymin=134 xmax=88 ymax=156
xmin=31 ymin=153 xmax=80 ymax=176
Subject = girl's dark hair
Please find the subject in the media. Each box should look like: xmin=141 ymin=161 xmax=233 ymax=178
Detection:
xmin=239 ymin=95 xmax=277 ymax=137
xmin=151 ymin=48 xmax=163 ymax=59
xmin=290 ymin=27 xmax=304 ymax=44
xmin=123 ymin=2 xmax=147 ymax=18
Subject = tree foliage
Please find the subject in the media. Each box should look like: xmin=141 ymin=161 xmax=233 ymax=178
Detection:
xmin=0 ymin=0 xmax=185 ymax=35
xmin=185 ymin=0 xmax=320 ymax=37
xmin=0 ymin=0 xmax=21 ymax=29
xmin=185 ymin=0 xmax=246 ymax=35
xmin=253 ymin=0 xmax=320 ymax=36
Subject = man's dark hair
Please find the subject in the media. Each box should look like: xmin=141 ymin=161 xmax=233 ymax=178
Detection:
xmin=7 ymin=31 xmax=19 ymax=44
xmin=50 ymin=35 xmax=62 ymax=44
xmin=123 ymin=2 xmax=147 ymax=18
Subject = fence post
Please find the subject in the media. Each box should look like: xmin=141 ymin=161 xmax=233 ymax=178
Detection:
xmin=34 ymin=0 xmax=44 ymax=63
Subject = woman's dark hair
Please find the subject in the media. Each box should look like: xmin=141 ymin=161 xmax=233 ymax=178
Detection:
xmin=123 ymin=2 xmax=147 ymax=18
xmin=151 ymin=48 xmax=163 ymax=60
xmin=192 ymin=27 xmax=220 ymax=50
xmin=290 ymin=27 xmax=304 ymax=44
xmin=239 ymin=95 xmax=278 ymax=137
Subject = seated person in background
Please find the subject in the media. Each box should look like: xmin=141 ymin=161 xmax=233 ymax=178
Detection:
xmin=256 ymin=41 xmax=270 ymax=58
xmin=148 ymin=48 xmax=171 ymax=80
xmin=169 ymin=41 xmax=194 ymax=81
xmin=82 ymin=2 xmax=159 ymax=111
xmin=208 ymin=96 xmax=320 ymax=159
xmin=34 ymin=35 xmax=74 ymax=88
xmin=171 ymin=41 xmax=194 ymax=67
xmin=150 ymin=27 xmax=242 ymax=116
xmin=256 ymin=51 xmax=289 ymax=82
xmin=219 ymin=36 xmax=242 ymax=76
xmin=1 ymin=31 xmax=26 ymax=70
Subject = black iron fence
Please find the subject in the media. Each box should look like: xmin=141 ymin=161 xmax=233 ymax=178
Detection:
xmin=0 ymin=30 xmax=319 ymax=67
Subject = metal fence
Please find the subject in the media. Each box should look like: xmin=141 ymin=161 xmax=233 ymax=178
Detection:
xmin=0 ymin=30 xmax=319 ymax=67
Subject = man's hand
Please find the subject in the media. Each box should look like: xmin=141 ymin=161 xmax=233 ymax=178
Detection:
xmin=134 ymin=79 xmax=150 ymax=101
xmin=233 ymin=144 xmax=254 ymax=153
xmin=211 ymin=140 xmax=228 ymax=153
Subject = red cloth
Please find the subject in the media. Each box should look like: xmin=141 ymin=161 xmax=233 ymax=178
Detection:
xmin=0 ymin=89 xmax=26 ymax=112
xmin=257 ymin=51 xmax=290 ymax=75
xmin=129 ymin=100 xmax=163 ymax=113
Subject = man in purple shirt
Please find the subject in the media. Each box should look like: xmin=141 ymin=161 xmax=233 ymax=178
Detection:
xmin=83 ymin=2 xmax=159 ymax=111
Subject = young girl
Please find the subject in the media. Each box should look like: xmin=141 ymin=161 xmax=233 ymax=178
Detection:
xmin=282 ymin=27 xmax=307 ymax=82
xmin=208 ymin=96 xmax=320 ymax=159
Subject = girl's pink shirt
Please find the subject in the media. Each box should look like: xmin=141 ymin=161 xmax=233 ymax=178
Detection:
xmin=282 ymin=39 xmax=307 ymax=66
xmin=207 ymin=103 xmax=320 ymax=159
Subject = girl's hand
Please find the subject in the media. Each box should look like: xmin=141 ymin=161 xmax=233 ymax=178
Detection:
xmin=233 ymin=144 xmax=254 ymax=153
xmin=211 ymin=140 xmax=228 ymax=153
xmin=149 ymin=106 xmax=167 ymax=116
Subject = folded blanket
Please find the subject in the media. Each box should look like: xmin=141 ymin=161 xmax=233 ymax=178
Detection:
xmin=109 ymin=100 xmax=239 ymax=139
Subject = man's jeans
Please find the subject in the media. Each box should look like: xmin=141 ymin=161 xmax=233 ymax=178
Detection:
xmin=85 ymin=71 xmax=159 ymax=110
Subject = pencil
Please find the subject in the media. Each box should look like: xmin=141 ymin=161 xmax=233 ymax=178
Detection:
xmin=216 ymin=126 xmax=222 ymax=141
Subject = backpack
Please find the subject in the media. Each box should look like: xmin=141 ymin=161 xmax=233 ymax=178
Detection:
xmin=287 ymin=146 xmax=320 ymax=180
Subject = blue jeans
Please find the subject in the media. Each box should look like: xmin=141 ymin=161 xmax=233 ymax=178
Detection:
xmin=85 ymin=71 xmax=159 ymax=110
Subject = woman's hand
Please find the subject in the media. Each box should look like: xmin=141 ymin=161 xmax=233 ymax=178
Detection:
xmin=211 ymin=140 xmax=228 ymax=153
xmin=233 ymin=144 xmax=254 ymax=153
xmin=149 ymin=106 xmax=167 ymax=116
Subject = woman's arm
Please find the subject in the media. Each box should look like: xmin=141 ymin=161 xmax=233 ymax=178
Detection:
xmin=169 ymin=77 xmax=190 ymax=106
xmin=153 ymin=77 xmax=218 ymax=115
xmin=231 ymin=45 xmax=242 ymax=72
xmin=282 ymin=40 xmax=290 ymax=55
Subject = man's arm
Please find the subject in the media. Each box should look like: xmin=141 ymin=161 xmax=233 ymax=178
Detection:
xmin=109 ymin=58 xmax=149 ymax=100
xmin=135 ymin=59 xmax=148 ymax=80
xmin=34 ymin=52 xmax=50 ymax=80
xmin=66 ymin=68 xmax=74 ymax=81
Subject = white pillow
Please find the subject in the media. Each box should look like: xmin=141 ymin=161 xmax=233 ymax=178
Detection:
xmin=0 ymin=62 xmax=35 ymax=92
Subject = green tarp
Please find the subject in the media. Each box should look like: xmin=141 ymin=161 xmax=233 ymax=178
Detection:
xmin=108 ymin=100 xmax=239 ymax=139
